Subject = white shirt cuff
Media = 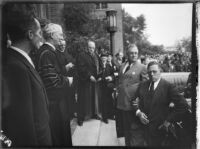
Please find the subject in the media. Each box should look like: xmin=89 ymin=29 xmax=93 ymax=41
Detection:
xmin=136 ymin=109 xmax=141 ymax=116
xmin=67 ymin=77 xmax=73 ymax=86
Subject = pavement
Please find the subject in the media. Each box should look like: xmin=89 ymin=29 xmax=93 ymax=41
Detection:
xmin=71 ymin=119 xmax=125 ymax=146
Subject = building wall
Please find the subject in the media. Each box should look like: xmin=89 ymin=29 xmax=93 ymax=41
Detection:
xmin=35 ymin=3 xmax=123 ymax=55
xmin=94 ymin=3 xmax=124 ymax=55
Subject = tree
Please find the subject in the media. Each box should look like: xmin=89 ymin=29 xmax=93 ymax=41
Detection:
xmin=122 ymin=9 xmax=165 ymax=55
xmin=174 ymin=37 xmax=192 ymax=53
xmin=62 ymin=3 xmax=109 ymax=57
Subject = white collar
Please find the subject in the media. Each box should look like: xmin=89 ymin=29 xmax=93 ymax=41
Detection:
xmin=149 ymin=78 xmax=161 ymax=90
xmin=45 ymin=42 xmax=56 ymax=51
xmin=10 ymin=46 xmax=35 ymax=68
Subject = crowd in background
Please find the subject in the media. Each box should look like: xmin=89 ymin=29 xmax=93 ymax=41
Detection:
xmin=2 ymin=3 xmax=194 ymax=148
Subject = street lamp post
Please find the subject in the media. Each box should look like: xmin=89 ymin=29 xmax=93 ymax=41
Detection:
xmin=106 ymin=9 xmax=117 ymax=55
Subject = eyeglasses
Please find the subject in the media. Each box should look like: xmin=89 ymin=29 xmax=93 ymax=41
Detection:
xmin=148 ymin=70 xmax=158 ymax=74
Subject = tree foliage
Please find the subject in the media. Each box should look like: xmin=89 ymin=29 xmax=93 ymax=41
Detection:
xmin=62 ymin=3 xmax=110 ymax=57
xmin=122 ymin=9 xmax=165 ymax=55
xmin=174 ymin=37 xmax=192 ymax=53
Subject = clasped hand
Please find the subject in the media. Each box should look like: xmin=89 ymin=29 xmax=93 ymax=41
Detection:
xmin=137 ymin=111 xmax=149 ymax=125
xmin=90 ymin=76 xmax=96 ymax=82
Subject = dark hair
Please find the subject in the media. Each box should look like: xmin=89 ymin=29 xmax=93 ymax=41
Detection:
xmin=147 ymin=61 xmax=161 ymax=70
xmin=115 ymin=53 xmax=119 ymax=57
xmin=3 ymin=3 xmax=37 ymax=43
xmin=100 ymin=53 xmax=108 ymax=57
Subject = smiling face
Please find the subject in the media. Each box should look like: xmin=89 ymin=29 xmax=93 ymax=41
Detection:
xmin=127 ymin=46 xmax=138 ymax=63
xmin=52 ymin=28 xmax=64 ymax=47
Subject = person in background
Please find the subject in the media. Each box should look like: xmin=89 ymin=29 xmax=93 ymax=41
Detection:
xmin=161 ymin=56 xmax=174 ymax=72
xmin=141 ymin=56 xmax=149 ymax=68
xmin=56 ymin=38 xmax=77 ymax=120
xmin=76 ymin=40 xmax=101 ymax=126
xmin=113 ymin=52 xmax=124 ymax=72
xmin=35 ymin=23 xmax=73 ymax=146
xmin=116 ymin=44 xmax=148 ymax=146
xmin=98 ymin=53 xmax=115 ymax=123
xmin=2 ymin=3 xmax=52 ymax=147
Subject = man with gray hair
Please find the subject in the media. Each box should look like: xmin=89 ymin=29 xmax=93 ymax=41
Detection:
xmin=35 ymin=23 xmax=72 ymax=146
xmin=116 ymin=44 xmax=148 ymax=146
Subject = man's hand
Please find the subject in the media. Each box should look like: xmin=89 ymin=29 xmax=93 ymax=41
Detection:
xmin=137 ymin=111 xmax=149 ymax=125
xmin=97 ymin=78 xmax=102 ymax=82
xmin=65 ymin=62 xmax=74 ymax=72
xmin=158 ymin=120 xmax=171 ymax=132
xmin=105 ymin=76 xmax=112 ymax=82
xmin=90 ymin=76 xmax=96 ymax=83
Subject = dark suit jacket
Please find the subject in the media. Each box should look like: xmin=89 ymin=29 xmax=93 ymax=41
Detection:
xmin=134 ymin=78 xmax=189 ymax=142
xmin=36 ymin=44 xmax=70 ymax=102
xmin=98 ymin=63 xmax=115 ymax=87
xmin=76 ymin=51 xmax=101 ymax=82
xmin=2 ymin=48 xmax=52 ymax=147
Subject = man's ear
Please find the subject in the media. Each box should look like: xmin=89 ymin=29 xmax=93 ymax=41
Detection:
xmin=50 ymin=32 xmax=55 ymax=40
xmin=28 ymin=30 xmax=34 ymax=40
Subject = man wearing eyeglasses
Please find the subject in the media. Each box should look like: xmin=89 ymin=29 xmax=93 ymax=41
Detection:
xmin=133 ymin=61 xmax=189 ymax=146
xmin=35 ymin=23 xmax=73 ymax=146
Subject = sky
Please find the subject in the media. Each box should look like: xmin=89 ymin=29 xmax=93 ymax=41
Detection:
xmin=122 ymin=4 xmax=192 ymax=47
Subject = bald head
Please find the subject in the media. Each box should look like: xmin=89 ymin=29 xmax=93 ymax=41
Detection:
xmin=127 ymin=44 xmax=139 ymax=63
xmin=88 ymin=41 xmax=95 ymax=54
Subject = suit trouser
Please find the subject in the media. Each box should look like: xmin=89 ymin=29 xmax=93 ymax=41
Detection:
xmin=116 ymin=109 xmax=145 ymax=146
xmin=49 ymin=102 xmax=72 ymax=146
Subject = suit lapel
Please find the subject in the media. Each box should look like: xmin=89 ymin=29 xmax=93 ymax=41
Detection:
xmin=8 ymin=48 xmax=44 ymax=87
xmin=149 ymin=79 xmax=164 ymax=113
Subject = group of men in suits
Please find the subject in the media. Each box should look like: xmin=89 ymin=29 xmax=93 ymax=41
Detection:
xmin=76 ymin=41 xmax=117 ymax=125
xmin=116 ymin=44 xmax=191 ymax=147
xmin=2 ymin=3 xmax=193 ymax=148
xmin=2 ymin=4 xmax=73 ymax=147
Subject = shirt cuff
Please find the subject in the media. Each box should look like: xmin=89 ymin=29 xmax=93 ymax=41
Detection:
xmin=67 ymin=77 xmax=73 ymax=86
xmin=136 ymin=109 xmax=141 ymax=116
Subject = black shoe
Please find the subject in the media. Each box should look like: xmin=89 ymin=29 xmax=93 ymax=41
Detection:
xmin=102 ymin=118 xmax=108 ymax=124
xmin=77 ymin=120 xmax=83 ymax=126
xmin=93 ymin=115 xmax=101 ymax=120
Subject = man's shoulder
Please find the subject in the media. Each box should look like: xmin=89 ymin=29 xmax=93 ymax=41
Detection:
xmin=38 ymin=45 xmax=56 ymax=58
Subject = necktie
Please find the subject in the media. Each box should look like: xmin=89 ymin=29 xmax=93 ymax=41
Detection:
xmin=150 ymin=81 xmax=154 ymax=92
xmin=147 ymin=81 xmax=154 ymax=115
xmin=124 ymin=64 xmax=131 ymax=73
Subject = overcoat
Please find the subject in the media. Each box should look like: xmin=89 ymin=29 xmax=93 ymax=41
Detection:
xmin=2 ymin=48 xmax=52 ymax=147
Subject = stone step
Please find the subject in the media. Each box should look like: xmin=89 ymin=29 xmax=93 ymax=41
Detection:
xmin=72 ymin=119 xmax=120 ymax=146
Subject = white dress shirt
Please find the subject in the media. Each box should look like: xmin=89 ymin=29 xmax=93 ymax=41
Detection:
xmin=10 ymin=46 xmax=35 ymax=68
xmin=122 ymin=62 xmax=133 ymax=74
xmin=148 ymin=78 xmax=161 ymax=91
xmin=136 ymin=77 xmax=161 ymax=116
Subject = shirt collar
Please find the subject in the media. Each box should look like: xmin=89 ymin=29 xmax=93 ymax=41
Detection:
xmin=149 ymin=77 xmax=161 ymax=90
xmin=45 ymin=42 xmax=56 ymax=51
xmin=10 ymin=46 xmax=35 ymax=68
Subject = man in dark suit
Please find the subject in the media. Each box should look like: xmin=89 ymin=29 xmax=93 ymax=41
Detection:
xmin=116 ymin=44 xmax=148 ymax=146
xmin=76 ymin=40 xmax=101 ymax=126
xmin=134 ymin=61 xmax=189 ymax=146
xmin=2 ymin=4 xmax=52 ymax=147
xmin=98 ymin=54 xmax=115 ymax=123
xmin=55 ymin=38 xmax=77 ymax=120
xmin=35 ymin=23 xmax=72 ymax=146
